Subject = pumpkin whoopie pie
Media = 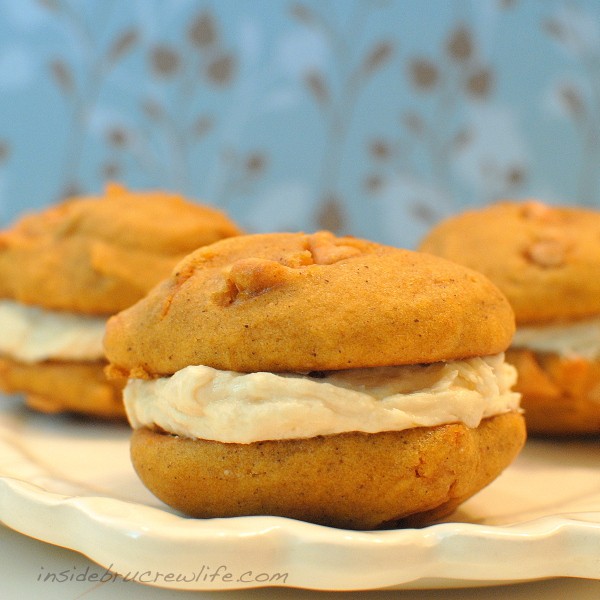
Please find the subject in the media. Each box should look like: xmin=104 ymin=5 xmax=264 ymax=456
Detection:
xmin=0 ymin=183 xmax=241 ymax=418
xmin=420 ymin=199 xmax=600 ymax=435
xmin=105 ymin=231 xmax=525 ymax=529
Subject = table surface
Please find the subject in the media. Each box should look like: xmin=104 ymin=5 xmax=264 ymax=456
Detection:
xmin=2 ymin=524 xmax=599 ymax=600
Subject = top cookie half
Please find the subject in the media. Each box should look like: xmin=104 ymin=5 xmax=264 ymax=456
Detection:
xmin=0 ymin=183 xmax=241 ymax=315
xmin=419 ymin=200 xmax=600 ymax=325
xmin=104 ymin=231 xmax=515 ymax=376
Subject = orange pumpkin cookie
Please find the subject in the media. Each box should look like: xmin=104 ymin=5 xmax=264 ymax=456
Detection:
xmin=0 ymin=183 xmax=241 ymax=418
xmin=420 ymin=200 xmax=600 ymax=435
xmin=105 ymin=231 xmax=525 ymax=529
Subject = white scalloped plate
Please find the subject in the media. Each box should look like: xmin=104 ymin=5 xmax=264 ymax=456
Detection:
xmin=0 ymin=394 xmax=599 ymax=591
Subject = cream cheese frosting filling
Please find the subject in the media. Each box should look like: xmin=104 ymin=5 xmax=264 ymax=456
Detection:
xmin=0 ymin=299 xmax=106 ymax=363
xmin=512 ymin=316 xmax=600 ymax=360
xmin=123 ymin=353 xmax=521 ymax=444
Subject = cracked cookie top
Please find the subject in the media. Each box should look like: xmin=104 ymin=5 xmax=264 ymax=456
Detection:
xmin=0 ymin=183 xmax=241 ymax=315
xmin=419 ymin=200 xmax=600 ymax=324
xmin=104 ymin=231 xmax=515 ymax=377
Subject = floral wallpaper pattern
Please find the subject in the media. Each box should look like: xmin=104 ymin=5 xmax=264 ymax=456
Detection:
xmin=0 ymin=0 xmax=599 ymax=248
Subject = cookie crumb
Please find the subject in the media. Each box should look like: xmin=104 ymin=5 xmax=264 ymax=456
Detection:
xmin=525 ymin=238 xmax=567 ymax=268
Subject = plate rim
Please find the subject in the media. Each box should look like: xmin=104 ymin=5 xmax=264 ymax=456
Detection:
xmin=1 ymin=474 xmax=599 ymax=591
xmin=1 ymin=397 xmax=599 ymax=591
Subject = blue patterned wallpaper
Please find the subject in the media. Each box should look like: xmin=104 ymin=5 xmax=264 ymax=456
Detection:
xmin=1 ymin=0 xmax=599 ymax=248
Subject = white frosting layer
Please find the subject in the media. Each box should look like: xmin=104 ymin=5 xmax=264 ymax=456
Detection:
xmin=512 ymin=316 xmax=600 ymax=360
xmin=124 ymin=354 xmax=520 ymax=443
xmin=0 ymin=299 xmax=106 ymax=363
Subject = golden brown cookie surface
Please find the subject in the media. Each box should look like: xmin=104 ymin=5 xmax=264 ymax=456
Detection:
xmin=419 ymin=200 xmax=600 ymax=324
xmin=130 ymin=412 xmax=526 ymax=530
xmin=506 ymin=348 xmax=600 ymax=435
xmin=0 ymin=356 xmax=125 ymax=419
xmin=0 ymin=183 xmax=241 ymax=314
xmin=105 ymin=231 xmax=515 ymax=376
